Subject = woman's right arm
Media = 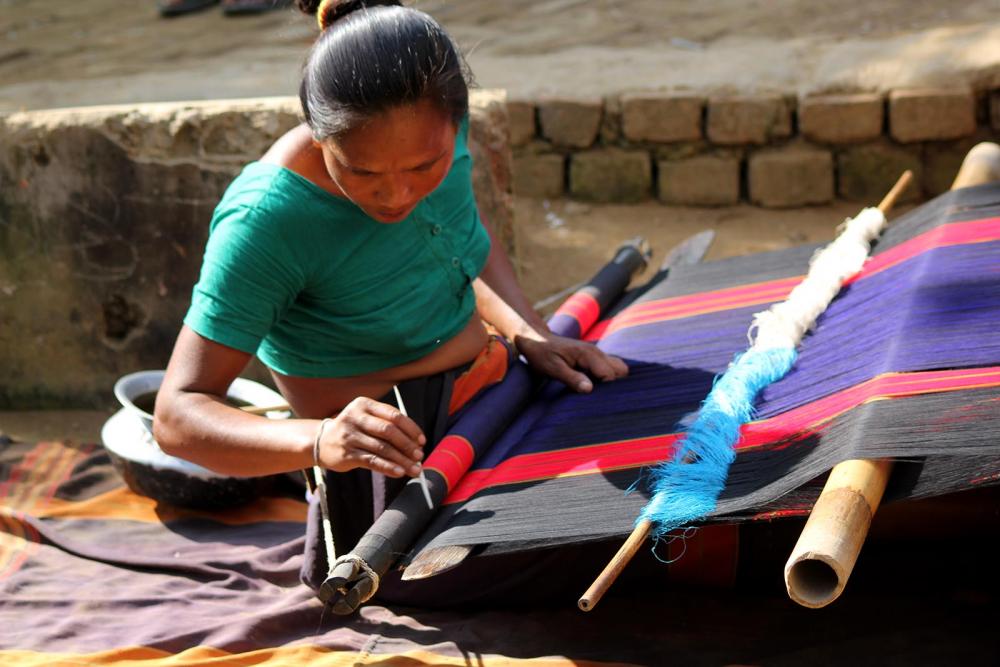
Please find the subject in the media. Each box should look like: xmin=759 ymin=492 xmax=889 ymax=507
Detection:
xmin=154 ymin=325 xmax=425 ymax=478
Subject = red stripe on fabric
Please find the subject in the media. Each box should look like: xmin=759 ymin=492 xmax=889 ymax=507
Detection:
xmin=553 ymin=292 xmax=601 ymax=334
xmin=424 ymin=436 xmax=476 ymax=492
xmin=750 ymin=508 xmax=811 ymax=520
xmin=737 ymin=367 xmax=1000 ymax=450
xmin=586 ymin=217 xmax=1000 ymax=340
xmin=583 ymin=320 xmax=610 ymax=342
xmin=0 ymin=443 xmax=90 ymax=580
xmin=597 ymin=281 xmax=798 ymax=338
xmin=0 ymin=444 xmax=47 ymax=501
xmin=0 ymin=512 xmax=40 ymax=581
xmin=446 ymin=434 xmax=683 ymax=503
xmin=443 ymin=366 xmax=1000 ymax=504
xmin=846 ymin=216 xmax=1000 ymax=284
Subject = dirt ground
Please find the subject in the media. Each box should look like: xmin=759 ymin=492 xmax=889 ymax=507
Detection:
xmin=514 ymin=197 xmax=877 ymax=306
xmin=1 ymin=1 xmax=998 ymax=109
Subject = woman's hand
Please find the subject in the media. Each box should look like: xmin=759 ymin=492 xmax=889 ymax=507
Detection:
xmin=317 ymin=397 xmax=427 ymax=478
xmin=515 ymin=331 xmax=628 ymax=393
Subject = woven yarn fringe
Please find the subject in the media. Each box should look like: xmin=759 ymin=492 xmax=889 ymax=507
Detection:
xmin=637 ymin=346 xmax=796 ymax=537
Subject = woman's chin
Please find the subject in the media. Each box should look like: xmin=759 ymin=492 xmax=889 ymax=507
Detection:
xmin=369 ymin=206 xmax=414 ymax=223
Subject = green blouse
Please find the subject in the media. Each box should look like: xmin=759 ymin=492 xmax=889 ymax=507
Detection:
xmin=184 ymin=117 xmax=491 ymax=378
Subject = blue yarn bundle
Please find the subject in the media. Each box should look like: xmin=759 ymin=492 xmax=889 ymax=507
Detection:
xmin=638 ymin=346 xmax=797 ymax=538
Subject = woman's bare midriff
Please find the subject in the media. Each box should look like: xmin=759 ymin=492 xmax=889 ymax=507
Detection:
xmin=272 ymin=313 xmax=490 ymax=418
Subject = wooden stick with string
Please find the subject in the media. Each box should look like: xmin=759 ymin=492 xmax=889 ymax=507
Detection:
xmin=578 ymin=170 xmax=913 ymax=612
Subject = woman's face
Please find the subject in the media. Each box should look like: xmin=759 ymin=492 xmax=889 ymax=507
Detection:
xmin=319 ymin=98 xmax=457 ymax=223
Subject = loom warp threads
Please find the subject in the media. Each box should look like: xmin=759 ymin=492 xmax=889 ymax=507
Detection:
xmin=639 ymin=207 xmax=888 ymax=539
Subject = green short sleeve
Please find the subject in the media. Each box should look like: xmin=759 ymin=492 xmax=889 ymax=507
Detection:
xmin=184 ymin=203 xmax=307 ymax=355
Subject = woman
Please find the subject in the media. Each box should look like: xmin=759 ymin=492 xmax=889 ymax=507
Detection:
xmin=153 ymin=0 xmax=627 ymax=602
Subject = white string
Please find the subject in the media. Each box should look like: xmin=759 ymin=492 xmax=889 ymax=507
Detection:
xmin=312 ymin=418 xmax=337 ymax=570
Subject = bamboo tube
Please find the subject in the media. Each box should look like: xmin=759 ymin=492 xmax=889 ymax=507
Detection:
xmin=950 ymin=142 xmax=1000 ymax=190
xmin=782 ymin=154 xmax=1000 ymax=608
xmin=786 ymin=148 xmax=1000 ymax=607
xmin=784 ymin=459 xmax=892 ymax=607
xmin=581 ymin=171 xmax=914 ymax=613
xmin=783 ymin=172 xmax=915 ymax=608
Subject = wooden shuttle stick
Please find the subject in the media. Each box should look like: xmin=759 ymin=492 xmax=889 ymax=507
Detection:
xmin=578 ymin=520 xmax=651 ymax=611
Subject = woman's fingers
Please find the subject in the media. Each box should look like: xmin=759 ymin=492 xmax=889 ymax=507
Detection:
xmin=522 ymin=335 xmax=629 ymax=392
xmin=575 ymin=345 xmax=629 ymax=382
xmin=364 ymin=399 xmax=427 ymax=447
xmin=343 ymin=447 xmax=410 ymax=478
xmin=321 ymin=397 xmax=427 ymax=476
xmin=357 ymin=413 xmax=424 ymax=461
xmin=544 ymin=354 xmax=594 ymax=393
xmin=349 ymin=431 xmax=423 ymax=477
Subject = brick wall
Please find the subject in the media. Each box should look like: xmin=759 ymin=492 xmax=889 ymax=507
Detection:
xmin=510 ymin=87 xmax=999 ymax=207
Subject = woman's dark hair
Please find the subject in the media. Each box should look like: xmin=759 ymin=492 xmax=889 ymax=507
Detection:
xmin=296 ymin=0 xmax=470 ymax=140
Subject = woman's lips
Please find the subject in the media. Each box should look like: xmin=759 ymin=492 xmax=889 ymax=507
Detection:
xmin=378 ymin=206 xmax=411 ymax=220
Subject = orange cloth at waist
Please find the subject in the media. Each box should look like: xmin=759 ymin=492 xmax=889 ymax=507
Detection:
xmin=448 ymin=336 xmax=513 ymax=415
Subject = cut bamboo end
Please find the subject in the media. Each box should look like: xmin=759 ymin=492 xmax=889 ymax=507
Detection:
xmin=784 ymin=459 xmax=892 ymax=608
xmin=785 ymin=551 xmax=846 ymax=609
xmin=578 ymin=519 xmax=651 ymax=612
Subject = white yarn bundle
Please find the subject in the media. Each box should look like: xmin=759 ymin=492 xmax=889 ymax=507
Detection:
xmin=750 ymin=207 xmax=887 ymax=351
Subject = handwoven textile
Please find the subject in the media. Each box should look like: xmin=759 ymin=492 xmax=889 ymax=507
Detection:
xmin=406 ymin=183 xmax=1000 ymax=561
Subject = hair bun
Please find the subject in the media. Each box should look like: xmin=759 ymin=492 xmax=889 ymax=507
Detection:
xmin=313 ymin=0 xmax=401 ymax=31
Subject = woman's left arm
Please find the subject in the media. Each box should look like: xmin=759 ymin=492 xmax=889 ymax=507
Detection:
xmin=473 ymin=212 xmax=628 ymax=393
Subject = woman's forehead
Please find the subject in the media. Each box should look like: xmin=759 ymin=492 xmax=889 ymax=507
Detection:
xmin=332 ymin=101 xmax=455 ymax=169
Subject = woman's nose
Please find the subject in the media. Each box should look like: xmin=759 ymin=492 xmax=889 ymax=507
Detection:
xmin=378 ymin=175 xmax=414 ymax=207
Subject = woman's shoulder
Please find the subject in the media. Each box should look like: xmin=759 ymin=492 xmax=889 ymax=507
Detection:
xmin=213 ymin=164 xmax=303 ymax=228
xmin=214 ymin=146 xmax=353 ymax=233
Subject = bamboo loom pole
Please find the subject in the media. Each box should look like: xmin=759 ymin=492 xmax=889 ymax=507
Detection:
xmin=784 ymin=169 xmax=916 ymax=608
xmin=786 ymin=149 xmax=1000 ymax=607
xmin=580 ymin=171 xmax=913 ymax=613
